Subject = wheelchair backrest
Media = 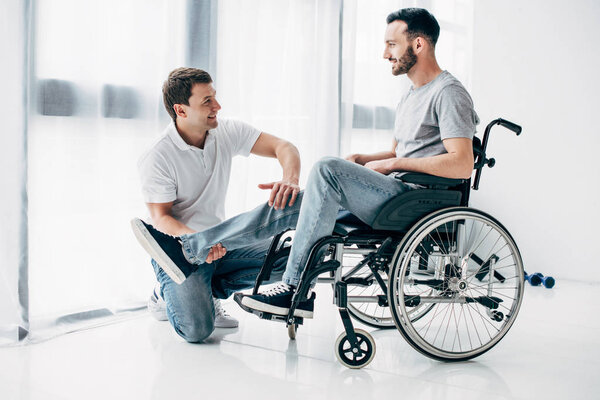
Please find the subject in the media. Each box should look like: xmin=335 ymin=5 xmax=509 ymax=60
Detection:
xmin=370 ymin=118 xmax=522 ymax=232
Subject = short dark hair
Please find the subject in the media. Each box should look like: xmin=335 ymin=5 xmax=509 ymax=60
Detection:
xmin=386 ymin=8 xmax=440 ymax=47
xmin=162 ymin=67 xmax=213 ymax=122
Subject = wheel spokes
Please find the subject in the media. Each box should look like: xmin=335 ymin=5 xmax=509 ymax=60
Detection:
xmin=390 ymin=210 xmax=524 ymax=360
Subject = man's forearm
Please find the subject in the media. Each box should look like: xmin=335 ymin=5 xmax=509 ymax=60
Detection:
xmin=152 ymin=214 xmax=196 ymax=236
xmin=387 ymin=152 xmax=473 ymax=179
xmin=355 ymin=151 xmax=397 ymax=165
xmin=275 ymin=141 xmax=301 ymax=183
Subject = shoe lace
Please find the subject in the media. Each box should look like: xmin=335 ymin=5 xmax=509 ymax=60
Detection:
xmin=213 ymin=298 xmax=230 ymax=317
xmin=260 ymin=282 xmax=292 ymax=297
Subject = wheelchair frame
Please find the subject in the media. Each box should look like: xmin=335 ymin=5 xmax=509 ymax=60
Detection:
xmin=234 ymin=118 xmax=524 ymax=368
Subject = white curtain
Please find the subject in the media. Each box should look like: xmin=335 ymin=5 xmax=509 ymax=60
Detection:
xmin=0 ymin=0 xmax=29 ymax=345
xmin=1 ymin=0 xmax=341 ymax=345
xmin=24 ymin=0 xmax=189 ymax=342
xmin=217 ymin=0 xmax=341 ymax=216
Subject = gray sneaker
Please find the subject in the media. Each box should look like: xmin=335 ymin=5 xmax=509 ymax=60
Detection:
xmin=148 ymin=284 xmax=238 ymax=328
xmin=214 ymin=298 xmax=239 ymax=328
xmin=148 ymin=284 xmax=168 ymax=321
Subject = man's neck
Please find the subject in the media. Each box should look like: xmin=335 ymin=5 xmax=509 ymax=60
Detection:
xmin=407 ymin=58 xmax=443 ymax=89
xmin=175 ymin=122 xmax=209 ymax=149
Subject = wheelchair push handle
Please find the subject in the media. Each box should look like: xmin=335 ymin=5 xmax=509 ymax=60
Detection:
xmin=496 ymin=118 xmax=522 ymax=135
xmin=473 ymin=117 xmax=522 ymax=190
xmin=482 ymin=118 xmax=522 ymax=150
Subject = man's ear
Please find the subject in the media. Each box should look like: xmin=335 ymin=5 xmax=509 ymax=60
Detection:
xmin=414 ymin=36 xmax=426 ymax=54
xmin=174 ymin=104 xmax=186 ymax=118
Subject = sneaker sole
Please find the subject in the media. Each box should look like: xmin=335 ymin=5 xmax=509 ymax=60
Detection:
xmin=240 ymin=296 xmax=313 ymax=318
xmin=214 ymin=318 xmax=239 ymax=329
xmin=148 ymin=305 xmax=169 ymax=321
xmin=130 ymin=218 xmax=186 ymax=284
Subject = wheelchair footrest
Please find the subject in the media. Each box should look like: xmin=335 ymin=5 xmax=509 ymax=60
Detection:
xmin=233 ymin=293 xmax=304 ymax=325
xmin=344 ymin=277 xmax=373 ymax=286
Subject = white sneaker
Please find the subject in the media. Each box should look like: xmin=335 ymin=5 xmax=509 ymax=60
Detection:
xmin=148 ymin=284 xmax=168 ymax=321
xmin=148 ymin=284 xmax=238 ymax=328
xmin=214 ymin=298 xmax=239 ymax=328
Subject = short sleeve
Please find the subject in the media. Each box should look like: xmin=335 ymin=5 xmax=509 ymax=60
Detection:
xmin=436 ymin=84 xmax=479 ymax=140
xmin=223 ymin=119 xmax=261 ymax=156
xmin=137 ymin=152 xmax=177 ymax=203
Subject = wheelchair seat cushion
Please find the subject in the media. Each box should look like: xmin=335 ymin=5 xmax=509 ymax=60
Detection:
xmin=333 ymin=210 xmax=372 ymax=236
xmin=371 ymin=189 xmax=462 ymax=232
xmin=332 ymin=186 xmax=464 ymax=236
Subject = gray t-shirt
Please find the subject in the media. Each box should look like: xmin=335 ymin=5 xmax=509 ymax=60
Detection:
xmin=394 ymin=71 xmax=479 ymax=159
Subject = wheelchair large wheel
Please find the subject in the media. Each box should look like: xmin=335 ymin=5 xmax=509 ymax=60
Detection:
xmin=388 ymin=207 xmax=524 ymax=361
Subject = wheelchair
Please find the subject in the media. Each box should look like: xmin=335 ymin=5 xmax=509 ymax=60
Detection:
xmin=234 ymin=118 xmax=524 ymax=369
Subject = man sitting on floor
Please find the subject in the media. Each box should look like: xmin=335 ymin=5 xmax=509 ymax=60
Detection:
xmin=134 ymin=67 xmax=301 ymax=341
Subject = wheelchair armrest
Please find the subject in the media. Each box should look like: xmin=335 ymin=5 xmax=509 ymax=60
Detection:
xmin=394 ymin=172 xmax=467 ymax=189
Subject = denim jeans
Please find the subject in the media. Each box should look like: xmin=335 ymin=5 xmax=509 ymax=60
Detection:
xmin=152 ymin=239 xmax=285 ymax=342
xmin=179 ymin=156 xmax=415 ymax=287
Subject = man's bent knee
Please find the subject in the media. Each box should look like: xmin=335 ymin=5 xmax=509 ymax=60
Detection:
xmin=312 ymin=156 xmax=347 ymax=180
xmin=315 ymin=156 xmax=344 ymax=171
xmin=174 ymin=318 xmax=215 ymax=343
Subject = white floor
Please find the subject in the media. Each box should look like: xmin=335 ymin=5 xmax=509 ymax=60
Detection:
xmin=1 ymin=280 xmax=599 ymax=400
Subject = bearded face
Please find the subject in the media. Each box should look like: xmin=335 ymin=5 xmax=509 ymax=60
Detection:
xmin=391 ymin=45 xmax=417 ymax=76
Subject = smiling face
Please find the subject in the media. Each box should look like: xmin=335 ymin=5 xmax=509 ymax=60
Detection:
xmin=175 ymin=83 xmax=221 ymax=132
xmin=383 ymin=20 xmax=417 ymax=76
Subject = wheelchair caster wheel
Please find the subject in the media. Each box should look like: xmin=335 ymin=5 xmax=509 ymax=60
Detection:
xmin=287 ymin=324 xmax=298 ymax=340
xmin=490 ymin=311 xmax=504 ymax=322
xmin=334 ymin=329 xmax=376 ymax=369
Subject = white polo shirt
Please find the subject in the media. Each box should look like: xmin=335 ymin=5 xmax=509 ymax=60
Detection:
xmin=138 ymin=119 xmax=261 ymax=231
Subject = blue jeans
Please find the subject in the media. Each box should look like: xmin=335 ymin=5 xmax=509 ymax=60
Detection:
xmin=153 ymin=239 xmax=285 ymax=342
xmin=179 ymin=156 xmax=415 ymax=287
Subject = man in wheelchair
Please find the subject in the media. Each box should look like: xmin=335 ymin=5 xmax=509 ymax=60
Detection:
xmin=238 ymin=7 xmax=478 ymax=317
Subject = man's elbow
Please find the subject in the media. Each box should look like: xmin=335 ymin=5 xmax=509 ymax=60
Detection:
xmin=458 ymin=159 xmax=474 ymax=180
xmin=150 ymin=213 xmax=166 ymax=227
xmin=449 ymin=154 xmax=473 ymax=180
xmin=285 ymin=140 xmax=299 ymax=153
xmin=460 ymin=167 xmax=473 ymax=180
xmin=149 ymin=210 xmax=172 ymax=227
xmin=277 ymin=140 xmax=300 ymax=158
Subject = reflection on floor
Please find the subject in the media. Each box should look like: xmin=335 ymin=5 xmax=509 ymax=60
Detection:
xmin=1 ymin=279 xmax=598 ymax=400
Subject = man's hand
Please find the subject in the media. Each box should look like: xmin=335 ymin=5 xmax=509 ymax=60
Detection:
xmin=364 ymin=158 xmax=395 ymax=175
xmin=205 ymin=243 xmax=226 ymax=263
xmin=258 ymin=180 xmax=300 ymax=210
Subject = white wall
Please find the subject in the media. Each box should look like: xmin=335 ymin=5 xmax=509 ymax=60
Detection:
xmin=469 ymin=0 xmax=600 ymax=281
